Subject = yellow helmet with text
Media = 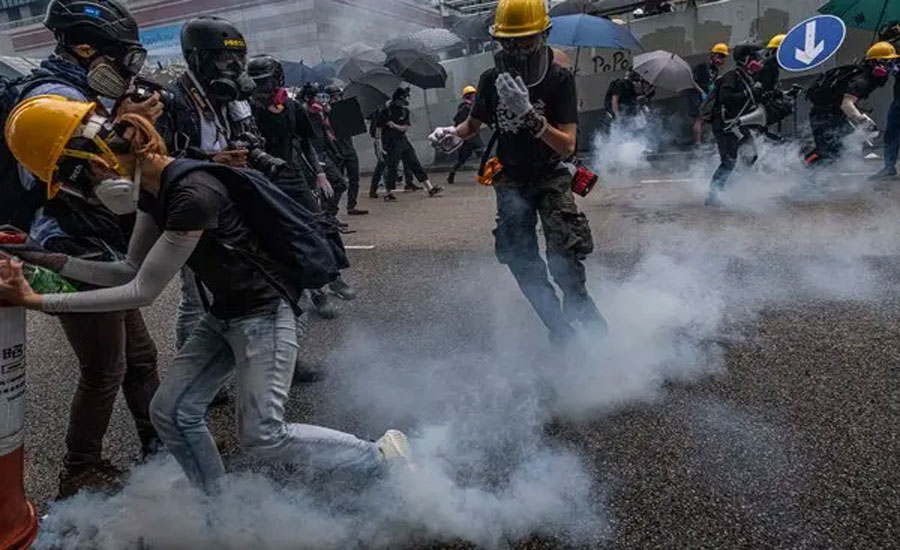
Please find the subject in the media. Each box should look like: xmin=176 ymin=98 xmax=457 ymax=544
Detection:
xmin=490 ymin=0 xmax=551 ymax=39
xmin=865 ymin=41 xmax=900 ymax=60
xmin=710 ymin=43 xmax=731 ymax=56
xmin=767 ymin=34 xmax=786 ymax=50
xmin=5 ymin=95 xmax=124 ymax=198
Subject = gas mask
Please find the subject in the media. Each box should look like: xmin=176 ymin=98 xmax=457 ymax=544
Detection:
xmin=494 ymin=34 xmax=551 ymax=87
xmin=251 ymin=78 xmax=289 ymax=108
xmin=711 ymin=54 xmax=726 ymax=66
xmin=201 ymin=50 xmax=256 ymax=102
xmin=83 ymin=46 xmax=146 ymax=99
xmin=744 ymin=58 xmax=764 ymax=75
xmin=872 ymin=62 xmax=890 ymax=78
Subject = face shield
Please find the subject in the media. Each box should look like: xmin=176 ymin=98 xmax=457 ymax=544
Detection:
xmin=493 ymin=32 xmax=551 ymax=87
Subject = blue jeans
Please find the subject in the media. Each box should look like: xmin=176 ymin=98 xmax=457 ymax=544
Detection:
xmin=176 ymin=266 xmax=206 ymax=350
xmin=884 ymin=98 xmax=900 ymax=172
xmin=150 ymin=301 xmax=381 ymax=493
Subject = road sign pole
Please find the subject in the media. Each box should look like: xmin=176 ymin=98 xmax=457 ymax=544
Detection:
xmin=0 ymin=307 xmax=38 ymax=550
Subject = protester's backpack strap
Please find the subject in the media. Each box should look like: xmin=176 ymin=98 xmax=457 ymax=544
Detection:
xmin=477 ymin=130 xmax=499 ymax=177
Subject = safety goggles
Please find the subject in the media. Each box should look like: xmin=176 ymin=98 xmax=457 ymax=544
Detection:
xmin=103 ymin=44 xmax=147 ymax=76
xmin=498 ymin=35 xmax=543 ymax=55
xmin=213 ymin=50 xmax=248 ymax=75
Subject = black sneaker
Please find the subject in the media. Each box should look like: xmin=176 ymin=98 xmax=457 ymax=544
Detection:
xmin=427 ymin=185 xmax=444 ymax=197
xmin=447 ymin=172 xmax=456 ymax=184
xmin=869 ymin=167 xmax=898 ymax=181
xmin=384 ymin=193 xmax=398 ymax=202
xmin=347 ymin=208 xmax=369 ymax=215
xmin=311 ymin=290 xmax=338 ymax=319
xmin=329 ymin=278 xmax=357 ymax=300
xmin=404 ymin=183 xmax=423 ymax=192
xmin=58 ymin=460 xmax=125 ymax=500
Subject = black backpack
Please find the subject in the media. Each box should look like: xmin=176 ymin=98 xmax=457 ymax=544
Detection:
xmin=0 ymin=74 xmax=70 ymax=231
xmin=165 ymin=159 xmax=348 ymax=310
xmin=805 ymin=65 xmax=863 ymax=107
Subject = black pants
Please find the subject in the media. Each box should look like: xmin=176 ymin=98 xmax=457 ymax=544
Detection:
xmin=809 ymin=111 xmax=852 ymax=165
xmin=371 ymin=159 xmax=413 ymax=193
xmin=59 ymin=309 xmax=160 ymax=473
xmin=320 ymin=154 xmax=347 ymax=219
xmin=709 ymin=130 xmax=741 ymax=192
xmin=451 ymin=139 xmax=479 ymax=174
xmin=338 ymin=151 xmax=361 ymax=210
xmin=383 ymin=138 xmax=428 ymax=191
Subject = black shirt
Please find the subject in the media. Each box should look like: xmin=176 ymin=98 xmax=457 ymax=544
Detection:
xmin=812 ymin=68 xmax=888 ymax=115
xmin=376 ymin=101 xmax=411 ymax=144
xmin=604 ymin=78 xmax=639 ymax=116
xmin=471 ymin=63 xmax=578 ymax=174
xmin=712 ymin=69 xmax=755 ymax=129
xmin=141 ymin=168 xmax=282 ymax=319
xmin=693 ymin=60 xmax=718 ymax=95
xmin=894 ymin=73 xmax=900 ymax=101
xmin=252 ymin=99 xmax=315 ymax=168
xmin=755 ymin=55 xmax=780 ymax=93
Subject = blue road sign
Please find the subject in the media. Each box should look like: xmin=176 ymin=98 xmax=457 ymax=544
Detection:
xmin=778 ymin=15 xmax=846 ymax=72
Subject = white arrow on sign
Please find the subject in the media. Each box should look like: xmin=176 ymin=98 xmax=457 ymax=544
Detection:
xmin=795 ymin=20 xmax=825 ymax=65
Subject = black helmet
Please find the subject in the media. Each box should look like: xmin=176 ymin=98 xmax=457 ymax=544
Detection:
xmin=323 ymin=83 xmax=341 ymax=95
xmin=181 ymin=16 xmax=246 ymax=58
xmin=247 ymin=54 xmax=284 ymax=87
xmin=392 ymin=87 xmax=410 ymax=101
xmin=299 ymin=82 xmax=320 ymax=100
xmin=44 ymin=0 xmax=140 ymax=46
xmin=732 ymin=43 xmax=762 ymax=64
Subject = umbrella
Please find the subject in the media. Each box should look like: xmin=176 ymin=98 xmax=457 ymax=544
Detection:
xmin=820 ymin=0 xmax=900 ymax=32
xmin=409 ymin=28 xmax=463 ymax=51
xmin=451 ymin=13 xmax=492 ymax=41
xmin=548 ymin=14 xmax=643 ymax=50
xmin=309 ymin=61 xmax=336 ymax=83
xmin=280 ymin=60 xmax=312 ymax=86
xmin=383 ymin=36 xmax=426 ymax=54
xmin=343 ymin=67 xmax=401 ymax=117
xmin=384 ymin=49 xmax=447 ymax=89
xmin=549 ymin=0 xmax=602 ymax=16
xmin=340 ymin=42 xmax=386 ymax=63
xmin=631 ymin=50 xmax=694 ymax=91
xmin=336 ymin=56 xmax=382 ymax=81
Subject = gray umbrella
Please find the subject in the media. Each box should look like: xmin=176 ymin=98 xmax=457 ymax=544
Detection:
xmin=631 ymin=50 xmax=695 ymax=91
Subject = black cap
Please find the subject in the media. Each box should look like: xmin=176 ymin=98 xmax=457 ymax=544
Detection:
xmin=44 ymin=0 xmax=140 ymax=46
xmin=323 ymin=83 xmax=341 ymax=94
xmin=247 ymin=54 xmax=282 ymax=81
xmin=181 ymin=16 xmax=246 ymax=57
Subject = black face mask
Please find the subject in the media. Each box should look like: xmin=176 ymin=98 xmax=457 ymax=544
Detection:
xmin=194 ymin=50 xmax=256 ymax=101
xmin=493 ymin=42 xmax=551 ymax=87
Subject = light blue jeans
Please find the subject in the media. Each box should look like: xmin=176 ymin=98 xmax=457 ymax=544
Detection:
xmin=150 ymin=301 xmax=380 ymax=493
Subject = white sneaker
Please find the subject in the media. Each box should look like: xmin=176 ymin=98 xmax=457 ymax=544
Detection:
xmin=376 ymin=429 xmax=412 ymax=466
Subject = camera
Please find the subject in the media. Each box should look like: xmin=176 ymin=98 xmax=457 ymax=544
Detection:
xmin=129 ymin=76 xmax=174 ymax=104
xmin=229 ymin=132 xmax=287 ymax=178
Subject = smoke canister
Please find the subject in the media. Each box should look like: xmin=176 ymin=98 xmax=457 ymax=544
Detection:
xmin=0 ymin=307 xmax=38 ymax=549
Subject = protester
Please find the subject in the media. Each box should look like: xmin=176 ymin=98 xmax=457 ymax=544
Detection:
xmin=604 ymin=70 xmax=654 ymax=122
xmin=0 ymin=95 xmax=412 ymax=495
xmin=756 ymin=34 xmax=784 ymax=93
xmin=368 ymin=105 xmax=414 ymax=197
xmin=705 ymin=44 xmax=766 ymax=206
xmin=805 ymin=42 xmax=897 ymax=168
xmin=429 ymin=0 xmax=606 ymax=345
xmin=248 ymin=58 xmax=356 ymax=309
xmin=446 ymin=85 xmax=484 ymax=185
xmin=5 ymin=0 xmax=161 ymax=499
xmin=325 ymin=84 xmax=368 ymax=215
xmin=374 ymin=87 xmax=443 ymax=201
xmin=690 ymin=43 xmax=729 ymax=146
xmin=872 ymin=23 xmax=900 ymax=181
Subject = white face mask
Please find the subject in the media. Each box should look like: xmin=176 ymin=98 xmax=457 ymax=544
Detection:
xmin=95 ymin=163 xmax=141 ymax=215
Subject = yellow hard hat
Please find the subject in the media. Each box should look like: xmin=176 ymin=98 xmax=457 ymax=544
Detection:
xmin=490 ymin=0 xmax=551 ymax=39
xmin=767 ymin=34 xmax=786 ymax=49
xmin=865 ymin=41 xmax=900 ymax=60
xmin=711 ymin=43 xmax=730 ymax=56
xmin=5 ymin=95 xmax=99 ymax=198
xmin=462 ymin=85 xmax=477 ymax=96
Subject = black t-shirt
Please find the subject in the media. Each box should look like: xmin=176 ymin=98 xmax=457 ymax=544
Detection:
xmin=140 ymin=168 xmax=282 ymax=319
xmin=454 ymin=101 xmax=472 ymax=125
xmin=471 ymin=63 xmax=578 ymax=174
xmin=845 ymin=71 xmax=888 ymax=101
xmin=604 ymin=78 xmax=638 ymax=116
xmin=712 ymin=69 xmax=755 ymax=129
xmin=376 ymin=102 xmax=411 ymax=144
xmin=894 ymin=74 xmax=900 ymax=101
xmin=755 ymin=56 xmax=780 ymax=92
xmin=693 ymin=60 xmax=718 ymax=95
xmin=252 ymin=99 xmax=315 ymax=168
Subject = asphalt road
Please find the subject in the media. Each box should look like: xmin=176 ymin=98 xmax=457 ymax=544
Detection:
xmin=19 ymin=162 xmax=900 ymax=549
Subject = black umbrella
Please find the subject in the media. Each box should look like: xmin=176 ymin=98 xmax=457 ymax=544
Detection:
xmin=384 ymin=49 xmax=447 ymax=89
xmin=343 ymin=67 xmax=402 ymax=117
xmin=383 ymin=36 xmax=427 ymax=54
xmin=450 ymin=13 xmax=492 ymax=41
xmin=549 ymin=0 xmax=603 ymax=16
xmin=280 ymin=60 xmax=312 ymax=86
xmin=335 ymin=56 xmax=381 ymax=82
xmin=309 ymin=61 xmax=336 ymax=83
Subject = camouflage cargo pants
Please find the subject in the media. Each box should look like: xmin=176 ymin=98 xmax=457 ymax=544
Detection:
xmin=492 ymin=171 xmax=605 ymax=338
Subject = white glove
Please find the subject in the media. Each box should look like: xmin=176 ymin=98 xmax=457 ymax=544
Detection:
xmin=316 ymin=172 xmax=334 ymax=199
xmin=858 ymin=114 xmax=878 ymax=133
xmin=428 ymin=126 xmax=457 ymax=145
xmin=496 ymin=72 xmax=534 ymax=119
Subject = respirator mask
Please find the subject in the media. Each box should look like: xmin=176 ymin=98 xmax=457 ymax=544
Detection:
xmin=201 ymin=50 xmax=256 ymax=102
xmin=251 ymin=77 xmax=289 ymax=108
xmin=872 ymin=62 xmax=890 ymax=78
xmin=744 ymin=58 xmax=764 ymax=75
xmin=711 ymin=53 xmax=726 ymax=66
xmin=83 ymin=44 xmax=147 ymax=99
xmin=494 ymin=33 xmax=551 ymax=87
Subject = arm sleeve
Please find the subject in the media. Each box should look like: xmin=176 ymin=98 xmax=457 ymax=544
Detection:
xmin=41 ymin=231 xmax=200 ymax=313
xmin=58 ymin=211 xmax=161 ymax=286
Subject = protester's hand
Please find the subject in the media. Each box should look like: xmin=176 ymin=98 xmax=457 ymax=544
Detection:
xmin=118 ymin=92 xmax=164 ymax=123
xmin=211 ymin=149 xmax=249 ymax=167
xmin=496 ymin=73 xmax=533 ymax=119
xmin=0 ymin=258 xmax=40 ymax=310
xmin=428 ymin=126 xmax=457 ymax=145
xmin=316 ymin=173 xmax=334 ymax=199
